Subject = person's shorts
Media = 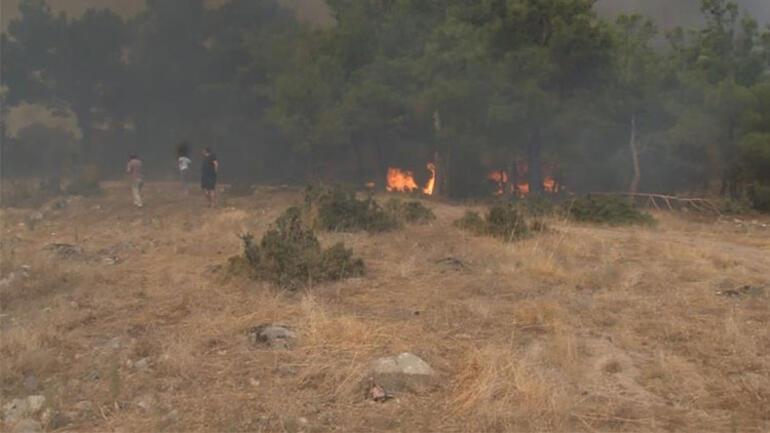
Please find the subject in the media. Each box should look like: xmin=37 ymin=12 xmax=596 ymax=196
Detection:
xmin=201 ymin=176 xmax=217 ymax=191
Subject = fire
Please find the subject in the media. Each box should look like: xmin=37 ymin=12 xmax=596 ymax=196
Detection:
xmin=386 ymin=167 xmax=419 ymax=193
xmin=543 ymin=176 xmax=556 ymax=193
xmin=487 ymin=170 xmax=509 ymax=195
xmin=386 ymin=163 xmax=437 ymax=195
xmin=486 ymin=169 xmax=558 ymax=196
xmin=423 ymin=163 xmax=436 ymax=195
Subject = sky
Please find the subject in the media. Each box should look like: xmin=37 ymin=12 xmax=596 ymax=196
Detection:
xmin=3 ymin=0 xmax=770 ymax=31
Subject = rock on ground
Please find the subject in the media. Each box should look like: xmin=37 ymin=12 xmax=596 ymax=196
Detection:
xmin=249 ymin=324 xmax=297 ymax=349
xmin=365 ymin=352 xmax=437 ymax=395
xmin=12 ymin=419 xmax=42 ymax=433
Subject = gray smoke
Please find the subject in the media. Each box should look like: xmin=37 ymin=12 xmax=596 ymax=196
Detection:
xmin=595 ymin=0 xmax=770 ymax=28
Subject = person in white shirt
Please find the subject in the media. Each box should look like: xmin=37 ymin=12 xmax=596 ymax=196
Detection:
xmin=177 ymin=142 xmax=192 ymax=195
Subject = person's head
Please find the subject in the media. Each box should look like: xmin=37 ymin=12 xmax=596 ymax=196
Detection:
xmin=129 ymin=153 xmax=138 ymax=161
xmin=203 ymin=147 xmax=211 ymax=157
xmin=177 ymin=141 xmax=190 ymax=157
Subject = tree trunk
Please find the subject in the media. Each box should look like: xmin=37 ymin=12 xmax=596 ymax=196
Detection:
xmin=629 ymin=114 xmax=641 ymax=194
xmin=375 ymin=139 xmax=387 ymax=192
xmin=527 ymin=127 xmax=543 ymax=195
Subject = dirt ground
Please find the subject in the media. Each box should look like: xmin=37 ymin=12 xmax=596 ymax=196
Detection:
xmin=1 ymin=182 xmax=769 ymax=433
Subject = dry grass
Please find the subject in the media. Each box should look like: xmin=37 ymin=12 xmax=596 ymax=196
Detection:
xmin=0 ymin=182 xmax=768 ymax=432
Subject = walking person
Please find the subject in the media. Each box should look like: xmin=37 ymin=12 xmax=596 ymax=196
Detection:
xmin=201 ymin=147 xmax=219 ymax=208
xmin=126 ymin=153 xmax=144 ymax=208
xmin=177 ymin=142 xmax=192 ymax=195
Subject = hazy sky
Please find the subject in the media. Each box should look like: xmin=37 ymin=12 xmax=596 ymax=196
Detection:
xmin=3 ymin=0 xmax=770 ymax=31
xmin=2 ymin=0 xmax=769 ymax=33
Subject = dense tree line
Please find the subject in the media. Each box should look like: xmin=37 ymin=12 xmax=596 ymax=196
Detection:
xmin=2 ymin=0 xmax=769 ymax=207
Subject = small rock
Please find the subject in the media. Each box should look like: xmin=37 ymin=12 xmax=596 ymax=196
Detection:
xmin=249 ymin=378 xmax=261 ymax=387
xmin=108 ymin=337 xmax=122 ymax=350
xmin=22 ymin=375 xmax=38 ymax=392
xmin=73 ymin=400 xmax=93 ymax=412
xmin=25 ymin=395 xmax=45 ymax=414
xmin=366 ymin=352 xmax=437 ymax=394
xmin=276 ymin=365 xmax=298 ymax=376
xmin=12 ymin=419 xmax=42 ymax=433
xmin=3 ymin=399 xmax=29 ymax=424
xmin=159 ymin=408 xmax=179 ymax=427
xmin=135 ymin=394 xmax=156 ymax=412
xmin=249 ymin=324 xmax=297 ymax=349
xmin=134 ymin=357 xmax=150 ymax=370
xmin=46 ymin=411 xmax=70 ymax=430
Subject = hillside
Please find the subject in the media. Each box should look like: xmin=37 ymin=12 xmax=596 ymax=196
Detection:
xmin=1 ymin=182 xmax=769 ymax=432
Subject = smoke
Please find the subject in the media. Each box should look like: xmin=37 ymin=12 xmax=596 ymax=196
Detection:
xmin=595 ymin=0 xmax=770 ymax=27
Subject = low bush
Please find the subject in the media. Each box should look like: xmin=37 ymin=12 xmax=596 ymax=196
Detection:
xmin=384 ymin=199 xmax=436 ymax=224
xmin=454 ymin=204 xmax=532 ymax=241
xmin=305 ymin=185 xmax=436 ymax=233
xmin=748 ymin=184 xmax=770 ymax=212
xmin=66 ymin=166 xmax=101 ymax=196
xmin=513 ymin=195 xmax=559 ymax=217
xmin=566 ymin=195 xmax=654 ymax=225
xmin=231 ymin=207 xmax=364 ymax=289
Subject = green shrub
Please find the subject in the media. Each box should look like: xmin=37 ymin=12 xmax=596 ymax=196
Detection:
xmin=454 ymin=204 xmax=532 ymax=241
xmin=514 ymin=196 xmax=558 ymax=217
xmin=384 ymin=199 xmax=436 ymax=224
xmin=567 ymin=195 xmax=654 ymax=225
xmin=485 ymin=204 xmax=530 ymax=240
xmin=232 ymin=207 xmax=364 ymax=289
xmin=749 ymin=184 xmax=770 ymax=212
xmin=66 ymin=166 xmax=101 ymax=196
xmin=1 ymin=181 xmax=41 ymax=208
xmin=304 ymin=185 xmax=437 ymax=233
xmin=453 ymin=211 xmax=486 ymax=235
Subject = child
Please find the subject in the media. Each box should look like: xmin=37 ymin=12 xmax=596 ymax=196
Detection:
xmin=177 ymin=142 xmax=192 ymax=194
xmin=126 ymin=154 xmax=144 ymax=208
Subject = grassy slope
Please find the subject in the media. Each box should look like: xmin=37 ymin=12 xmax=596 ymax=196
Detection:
xmin=1 ymin=182 xmax=769 ymax=432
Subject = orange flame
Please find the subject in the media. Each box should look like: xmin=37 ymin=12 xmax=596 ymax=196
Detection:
xmin=543 ymin=176 xmax=557 ymax=193
xmin=487 ymin=170 xmax=509 ymax=195
xmin=386 ymin=167 xmax=419 ymax=193
xmin=423 ymin=163 xmax=436 ymax=195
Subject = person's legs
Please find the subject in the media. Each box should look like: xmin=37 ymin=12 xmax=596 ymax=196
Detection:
xmin=181 ymin=170 xmax=188 ymax=194
xmin=132 ymin=180 xmax=143 ymax=207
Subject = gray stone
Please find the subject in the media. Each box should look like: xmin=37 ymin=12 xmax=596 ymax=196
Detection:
xmin=25 ymin=396 xmax=45 ymax=415
xmin=366 ymin=352 xmax=437 ymax=394
xmin=73 ymin=400 xmax=93 ymax=412
xmin=135 ymin=394 xmax=156 ymax=412
xmin=12 ymin=419 xmax=42 ymax=433
xmin=134 ymin=357 xmax=150 ymax=370
xmin=22 ymin=375 xmax=38 ymax=392
xmin=3 ymin=399 xmax=29 ymax=424
xmin=249 ymin=324 xmax=297 ymax=349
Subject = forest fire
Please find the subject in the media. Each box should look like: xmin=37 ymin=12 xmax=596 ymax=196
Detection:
xmin=386 ymin=164 xmax=436 ymax=195
xmin=386 ymin=167 xmax=419 ymax=193
xmin=487 ymin=169 xmax=558 ymax=197
xmin=423 ymin=163 xmax=436 ymax=195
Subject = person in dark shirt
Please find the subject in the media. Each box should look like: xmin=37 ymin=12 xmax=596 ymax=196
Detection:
xmin=201 ymin=147 xmax=219 ymax=208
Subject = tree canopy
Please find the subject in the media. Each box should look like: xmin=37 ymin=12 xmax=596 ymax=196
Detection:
xmin=2 ymin=0 xmax=770 ymax=207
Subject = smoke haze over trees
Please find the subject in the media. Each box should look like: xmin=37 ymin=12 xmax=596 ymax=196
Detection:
xmin=2 ymin=0 xmax=770 ymax=207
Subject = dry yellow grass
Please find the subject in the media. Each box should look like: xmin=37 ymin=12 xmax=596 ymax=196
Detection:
xmin=1 ymin=182 xmax=769 ymax=432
